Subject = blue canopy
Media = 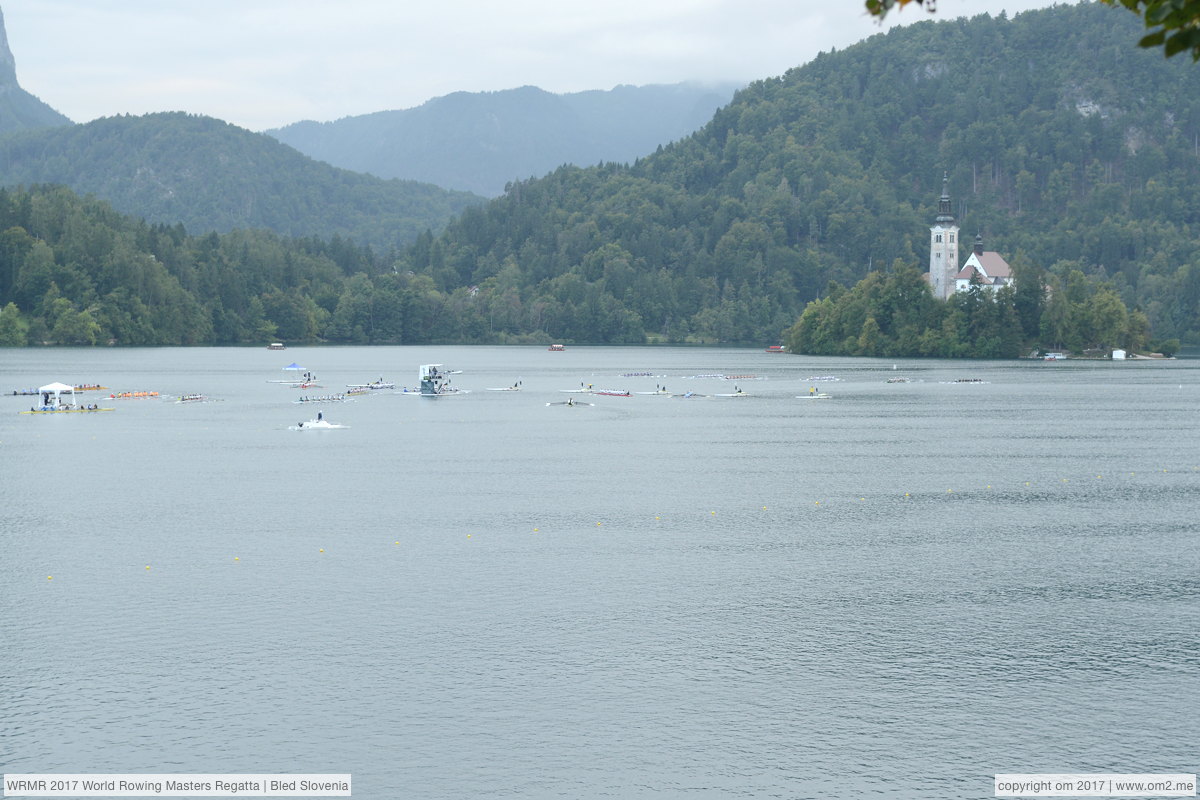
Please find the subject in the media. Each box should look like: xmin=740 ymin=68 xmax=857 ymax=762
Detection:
xmin=283 ymin=363 xmax=304 ymax=370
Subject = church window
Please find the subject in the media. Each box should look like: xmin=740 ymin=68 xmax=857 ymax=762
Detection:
xmin=949 ymin=233 xmax=955 ymax=243
xmin=935 ymin=234 xmax=943 ymax=243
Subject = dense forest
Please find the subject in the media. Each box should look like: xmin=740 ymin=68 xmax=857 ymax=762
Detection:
xmin=2 ymin=4 xmax=1200 ymax=350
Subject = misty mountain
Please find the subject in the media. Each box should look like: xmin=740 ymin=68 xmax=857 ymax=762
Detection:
xmin=0 ymin=112 xmax=483 ymax=252
xmin=265 ymin=82 xmax=742 ymax=197
xmin=0 ymin=8 xmax=72 ymax=134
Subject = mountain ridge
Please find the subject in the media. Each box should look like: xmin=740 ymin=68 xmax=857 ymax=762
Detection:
xmin=266 ymin=82 xmax=742 ymax=196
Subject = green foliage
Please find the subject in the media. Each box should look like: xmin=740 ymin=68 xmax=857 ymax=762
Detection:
xmin=0 ymin=301 xmax=28 ymax=345
xmin=867 ymin=0 xmax=1200 ymax=61
xmin=0 ymin=113 xmax=483 ymax=253
xmin=784 ymin=268 xmax=1138 ymax=358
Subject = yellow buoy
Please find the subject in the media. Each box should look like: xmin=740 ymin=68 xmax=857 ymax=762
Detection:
xmin=47 ymin=576 xmax=52 ymax=580
xmin=234 ymin=557 xmax=239 ymax=561
xmin=145 ymin=565 xmax=151 ymax=570
xmin=319 ymin=548 xmax=325 ymax=553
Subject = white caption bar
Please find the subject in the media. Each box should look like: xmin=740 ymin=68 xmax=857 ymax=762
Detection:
xmin=996 ymin=774 xmax=1196 ymax=797
xmin=3 ymin=775 xmax=351 ymax=797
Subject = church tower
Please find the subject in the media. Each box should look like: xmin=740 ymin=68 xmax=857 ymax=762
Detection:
xmin=928 ymin=174 xmax=959 ymax=299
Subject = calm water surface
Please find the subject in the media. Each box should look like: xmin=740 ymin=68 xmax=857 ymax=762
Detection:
xmin=2 ymin=346 xmax=1197 ymax=799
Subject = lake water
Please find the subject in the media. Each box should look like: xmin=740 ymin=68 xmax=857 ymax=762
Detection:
xmin=2 ymin=346 xmax=1197 ymax=799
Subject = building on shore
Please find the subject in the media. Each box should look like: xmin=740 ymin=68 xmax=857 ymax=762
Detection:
xmin=927 ymin=174 xmax=1012 ymax=299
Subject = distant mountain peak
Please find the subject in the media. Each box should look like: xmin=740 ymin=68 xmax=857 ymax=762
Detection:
xmin=0 ymin=8 xmax=19 ymax=88
xmin=0 ymin=7 xmax=71 ymax=131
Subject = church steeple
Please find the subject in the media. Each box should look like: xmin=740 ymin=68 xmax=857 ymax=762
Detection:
xmin=936 ymin=172 xmax=955 ymax=225
xmin=928 ymin=172 xmax=960 ymax=300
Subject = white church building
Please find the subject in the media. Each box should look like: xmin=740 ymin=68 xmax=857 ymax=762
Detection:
xmin=927 ymin=175 xmax=1012 ymax=299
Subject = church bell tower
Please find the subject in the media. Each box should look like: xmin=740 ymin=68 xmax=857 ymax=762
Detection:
xmin=929 ymin=173 xmax=959 ymax=299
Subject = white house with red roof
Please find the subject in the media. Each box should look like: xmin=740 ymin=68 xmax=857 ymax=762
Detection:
xmin=955 ymin=234 xmax=1013 ymax=293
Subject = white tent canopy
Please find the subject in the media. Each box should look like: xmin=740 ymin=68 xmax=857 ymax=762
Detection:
xmin=36 ymin=381 xmax=76 ymax=409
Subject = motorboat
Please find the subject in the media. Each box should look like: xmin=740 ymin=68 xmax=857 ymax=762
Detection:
xmin=290 ymin=413 xmax=346 ymax=430
xmin=548 ymin=343 xmax=565 ymax=351
xmin=408 ymin=364 xmax=468 ymax=396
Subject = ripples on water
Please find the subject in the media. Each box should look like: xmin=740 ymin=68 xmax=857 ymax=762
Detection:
xmin=1 ymin=348 xmax=1197 ymax=798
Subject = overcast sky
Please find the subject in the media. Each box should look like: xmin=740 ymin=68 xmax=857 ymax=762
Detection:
xmin=4 ymin=0 xmax=1069 ymax=132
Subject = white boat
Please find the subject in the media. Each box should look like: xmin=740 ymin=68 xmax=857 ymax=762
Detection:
xmin=546 ymin=398 xmax=591 ymax=407
xmin=347 ymin=380 xmax=394 ymax=390
xmin=486 ymin=380 xmax=523 ymax=392
xmin=407 ymin=364 xmax=468 ymax=396
xmin=290 ymin=412 xmax=346 ymax=430
xmin=671 ymin=391 xmax=706 ymax=398
xmin=590 ymin=389 xmax=630 ymax=397
xmin=634 ymin=389 xmax=671 ymax=395
xmin=797 ymin=393 xmax=832 ymax=399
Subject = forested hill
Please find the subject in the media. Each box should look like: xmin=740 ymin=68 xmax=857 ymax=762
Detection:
xmin=392 ymin=3 xmax=1200 ymax=345
xmin=6 ymin=3 xmax=1200 ymax=349
xmin=266 ymin=82 xmax=741 ymax=197
xmin=0 ymin=112 xmax=483 ymax=252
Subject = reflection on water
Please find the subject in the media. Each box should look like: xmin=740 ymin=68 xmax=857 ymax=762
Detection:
xmin=1 ymin=347 xmax=1197 ymax=799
